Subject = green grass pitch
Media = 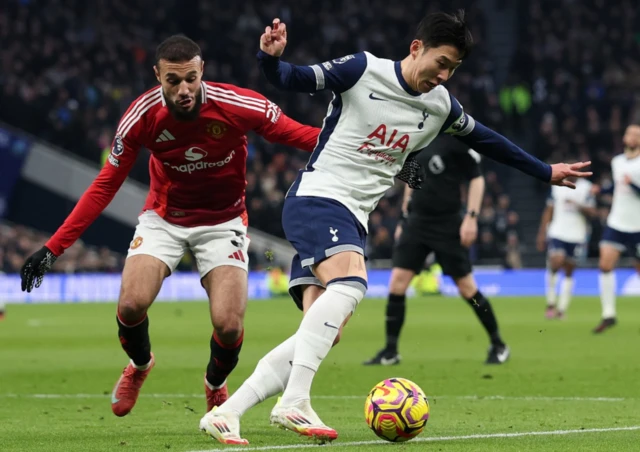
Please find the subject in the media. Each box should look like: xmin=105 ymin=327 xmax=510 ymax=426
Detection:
xmin=1 ymin=296 xmax=639 ymax=451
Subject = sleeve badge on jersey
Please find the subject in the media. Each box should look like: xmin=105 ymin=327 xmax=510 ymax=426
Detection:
xmin=451 ymin=115 xmax=467 ymax=131
xmin=332 ymin=55 xmax=355 ymax=64
xmin=111 ymin=135 xmax=124 ymax=156
xmin=322 ymin=61 xmax=334 ymax=71
xmin=266 ymin=100 xmax=282 ymax=124
xmin=206 ymin=121 xmax=228 ymax=139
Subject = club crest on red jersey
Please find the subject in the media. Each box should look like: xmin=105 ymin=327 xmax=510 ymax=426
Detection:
xmin=206 ymin=121 xmax=228 ymax=139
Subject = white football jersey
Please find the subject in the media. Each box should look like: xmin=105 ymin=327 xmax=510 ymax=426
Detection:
xmin=286 ymin=52 xmax=475 ymax=230
xmin=607 ymin=153 xmax=640 ymax=232
xmin=547 ymin=178 xmax=595 ymax=243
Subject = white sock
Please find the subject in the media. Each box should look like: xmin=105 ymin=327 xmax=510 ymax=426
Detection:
xmin=216 ymin=335 xmax=296 ymax=416
xmin=557 ymin=277 xmax=574 ymax=313
xmin=131 ymin=357 xmax=152 ymax=371
xmin=546 ymin=270 xmax=558 ymax=306
xmin=599 ymin=272 xmax=616 ymax=319
xmin=280 ymin=280 xmax=365 ymax=407
xmin=204 ymin=378 xmax=227 ymax=390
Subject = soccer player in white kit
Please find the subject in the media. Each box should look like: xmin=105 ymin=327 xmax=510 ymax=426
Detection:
xmin=593 ymin=124 xmax=640 ymax=333
xmin=537 ymin=177 xmax=597 ymax=319
xmin=199 ymin=11 xmax=592 ymax=444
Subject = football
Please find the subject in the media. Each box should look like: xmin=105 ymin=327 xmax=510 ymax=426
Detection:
xmin=364 ymin=377 xmax=430 ymax=442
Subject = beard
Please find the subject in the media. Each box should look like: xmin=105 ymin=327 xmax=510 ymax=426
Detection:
xmin=624 ymin=145 xmax=640 ymax=158
xmin=165 ymin=88 xmax=203 ymax=122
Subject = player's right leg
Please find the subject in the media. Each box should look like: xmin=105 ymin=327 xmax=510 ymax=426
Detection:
xmin=199 ymin=261 xmax=326 ymax=445
xmin=556 ymin=258 xmax=577 ymax=319
xmin=545 ymin=240 xmax=566 ymax=318
xmin=595 ymin=228 xmax=625 ymax=333
xmin=270 ymin=196 xmax=368 ymax=442
xmin=112 ymin=211 xmax=185 ymax=416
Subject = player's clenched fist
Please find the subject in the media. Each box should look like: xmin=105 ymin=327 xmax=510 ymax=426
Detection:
xmin=260 ymin=18 xmax=287 ymax=57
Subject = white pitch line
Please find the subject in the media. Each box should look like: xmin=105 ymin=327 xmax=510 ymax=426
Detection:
xmin=188 ymin=426 xmax=640 ymax=452
xmin=0 ymin=393 xmax=631 ymax=402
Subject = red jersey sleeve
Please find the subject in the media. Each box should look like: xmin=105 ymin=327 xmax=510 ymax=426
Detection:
xmin=45 ymin=118 xmax=143 ymax=256
xmin=255 ymin=100 xmax=320 ymax=152
xmin=220 ymin=85 xmax=320 ymax=152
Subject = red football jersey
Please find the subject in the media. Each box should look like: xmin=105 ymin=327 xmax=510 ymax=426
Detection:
xmin=46 ymin=81 xmax=320 ymax=256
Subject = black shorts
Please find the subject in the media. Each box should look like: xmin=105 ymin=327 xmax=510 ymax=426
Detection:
xmin=392 ymin=214 xmax=471 ymax=278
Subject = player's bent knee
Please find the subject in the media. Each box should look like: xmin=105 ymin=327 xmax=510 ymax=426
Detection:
xmin=455 ymin=274 xmax=477 ymax=299
xmin=117 ymin=296 xmax=152 ymax=323
xmin=212 ymin=320 xmax=244 ymax=343
xmin=313 ymin=251 xmax=367 ymax=286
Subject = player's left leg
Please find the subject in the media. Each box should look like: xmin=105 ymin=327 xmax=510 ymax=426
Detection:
xmin=201 ymin=282 xmax=350 ymax=445
xmin=454 ymin=273 xmax=509 ymax=364
xmin=556 ymin=257 xmax=577 ymax=319
xmin=266 ymin=251 xmax=365 ymax=442
xmin=595 ymin=228 xmax=625 ymax=333
xmin=201 ymin=266 xmax=247 ymax=411
xmin=188 ymin=216 xmax=250 ymax=412
xmin=268 ymin=197 xmax=368 ymax=442
xmin=546 ymin=241 xmax=566 ymax=318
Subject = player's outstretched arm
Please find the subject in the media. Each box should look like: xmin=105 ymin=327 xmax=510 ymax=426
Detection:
xmin=258 ymin=111 xmax=320 ymax=152
xmin=447 ymin=119 xmax=591 ymax=188
xmin=442 ymin=94 xmax=591 ymax=188
xmin=257 ymin=18 xmax=366 ymax=93
xmin=20 ymin=135 xmax=140 ymax=292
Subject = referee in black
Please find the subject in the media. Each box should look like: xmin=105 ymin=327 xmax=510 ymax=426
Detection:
xmin=364 ymin=134 xmax=510 ymax=366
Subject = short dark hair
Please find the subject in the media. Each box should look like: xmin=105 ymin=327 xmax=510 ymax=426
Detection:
xmin=155 ymin=35 xmax=202 ymax=65
xmin=415 ymin=10 xmax=474 ymax=58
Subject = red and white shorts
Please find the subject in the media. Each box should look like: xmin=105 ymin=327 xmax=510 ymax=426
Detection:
xmin=126 ymin=210 xmax=250 ymax=278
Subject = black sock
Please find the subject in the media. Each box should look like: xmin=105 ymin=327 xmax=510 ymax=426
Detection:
xmin=117 ymin=314 xmax=151 ymax=366
xmin=206 ymin=330 xmax=244 ymax=387
xmin=464 ymin=291 xmax=504 ymax=347
xmin=385 ymin=294 xmax=406 ymax=353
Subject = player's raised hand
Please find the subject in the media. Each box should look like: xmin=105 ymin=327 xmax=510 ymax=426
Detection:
xmin=20 ymin=246 xmax=57 ymax=293
xmin=549 ymin=161 xmax=592 ymax=189
xmin=260 ymin=18 xmax=287 ymax=57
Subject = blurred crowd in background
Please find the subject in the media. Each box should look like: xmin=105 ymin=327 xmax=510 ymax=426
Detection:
xmin=1 ymin=0 xmax=638 ymax=272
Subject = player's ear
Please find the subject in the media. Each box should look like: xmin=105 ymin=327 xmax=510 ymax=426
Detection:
xmin=200 ymin=60 xmax=205 ymax=74
xmin=409 ymin=40 xmax=423 ymax=59
xmin=153 ymin=65 xmax=161 ymax=83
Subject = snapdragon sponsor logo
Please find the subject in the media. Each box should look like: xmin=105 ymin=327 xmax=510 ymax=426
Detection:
xmin=163 ymin=148 xmax=236 ymax=174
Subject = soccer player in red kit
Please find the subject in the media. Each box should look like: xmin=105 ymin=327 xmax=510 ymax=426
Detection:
xmin=19 ymin=35 xmax=320 ymax=417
